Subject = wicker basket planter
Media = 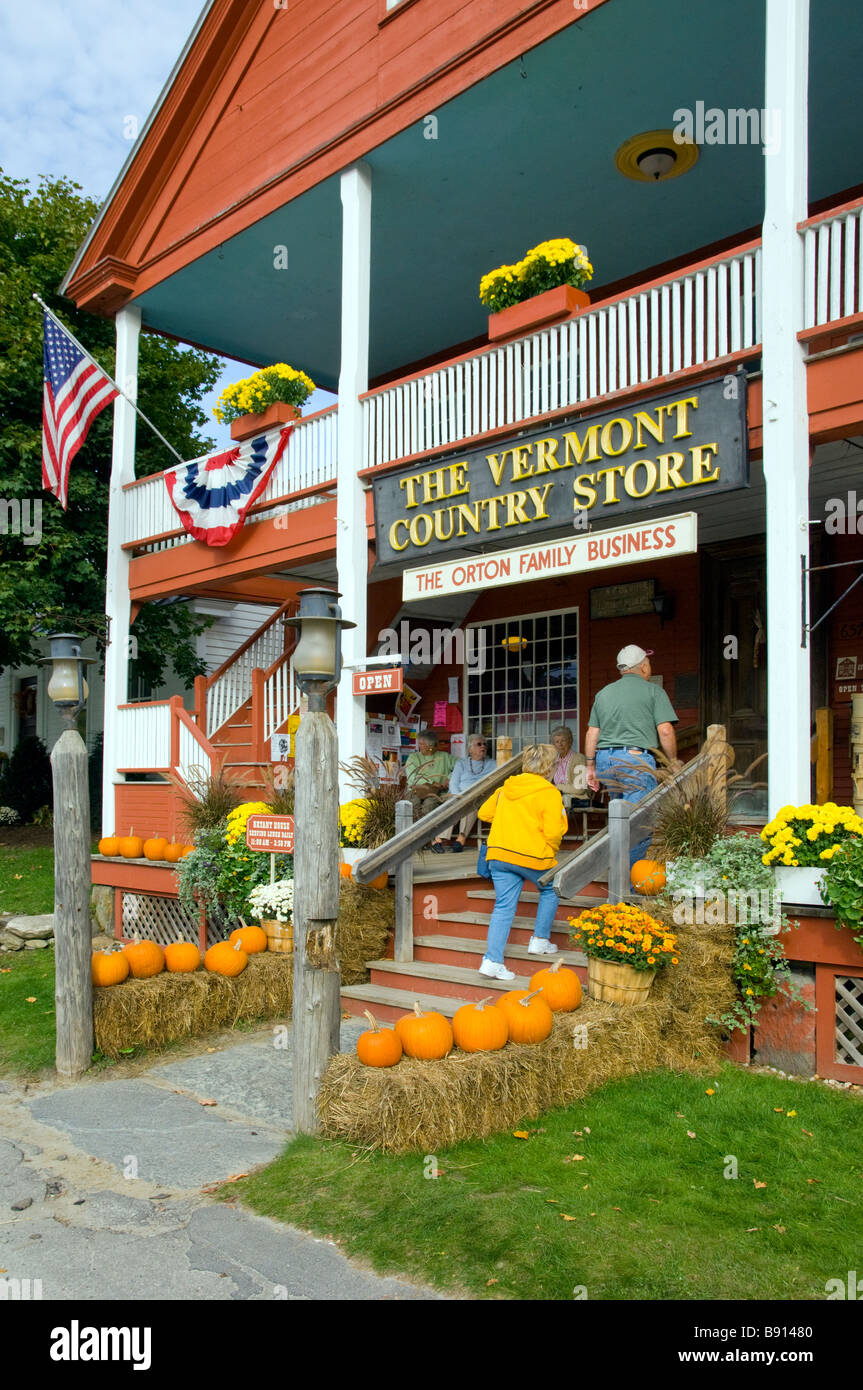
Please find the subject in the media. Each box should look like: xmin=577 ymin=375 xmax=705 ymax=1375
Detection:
xmin=588 ymin=955 xmax=656 ymax=1005
xmin=261 ymin=917 xmax=293 ymax=954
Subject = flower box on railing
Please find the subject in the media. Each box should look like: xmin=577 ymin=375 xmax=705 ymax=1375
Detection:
xmin=487 ymin=284 xmax=591 ymax=342
xmin=230 ymin=401 xmax=300 ymax=442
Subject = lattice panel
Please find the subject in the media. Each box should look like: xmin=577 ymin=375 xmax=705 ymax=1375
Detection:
xmin=835 ymin=975 xmax=863 ymax=1067
xmin=121 ymin=893 xmax=223 ymax=948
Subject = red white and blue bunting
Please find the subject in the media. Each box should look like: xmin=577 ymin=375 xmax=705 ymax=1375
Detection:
xmin=163 ymin=426 xmax=292 ymax=547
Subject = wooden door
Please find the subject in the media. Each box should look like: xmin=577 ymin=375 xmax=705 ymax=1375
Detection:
xmin=701 ymin=541 xmax=767 ymax=774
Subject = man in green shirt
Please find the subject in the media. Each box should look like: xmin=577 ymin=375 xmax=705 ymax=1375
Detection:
xmin=401 ymin=731 xmax=455 ymax=823
xmin=584 ymin=645 xmax=680 ymax=867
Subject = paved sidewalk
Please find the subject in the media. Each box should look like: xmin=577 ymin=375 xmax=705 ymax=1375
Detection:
xmin=0 ymin=1019 xmax=441 ymax=1301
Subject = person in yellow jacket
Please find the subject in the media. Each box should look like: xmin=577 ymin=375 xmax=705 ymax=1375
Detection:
xmin=476 ymin=743 xmax=567 ymax=980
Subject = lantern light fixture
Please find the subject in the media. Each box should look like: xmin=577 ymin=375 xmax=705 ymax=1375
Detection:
xmin=39 ymin=632 xmax=96 ymax=721
xmin=285 ymin=588 xmax=356 ymax=709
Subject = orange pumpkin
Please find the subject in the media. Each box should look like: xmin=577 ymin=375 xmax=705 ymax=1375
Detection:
xmin=531 ymin=958 xmax=583 ymax=1013
xmin=143 ymin=835 xmax=169 ymax=861
xmin=395 ymin=1001 xmax=453 ymax=1059
xmin=119 ymin=831 xmax=145 ymax=859
xmin=122 ymin=939 xmax=165 ymax=979
xmin=91 ymin=950 xmax=129 ymax=987
xmin=497 ymin=988 xmax=553 ymax=1044
xmin=631 ymin=859 xmax=666 ymax=895
xmin=98 ymin=835 xmax=121 ymax=857
xmin=204 ymin=940 xmax=248 ymax=977
xmin=229 ymin=924 xmax=267 ymax=955
xmin=339 ymin=862 xmax=353 ymax=879
xmin=163 ymin=842 xmax=185 ymax=863
xmin=356 ymin=1010 xmax=403 ymax=1068
xmin=164 ymin=942 xmax=201 ymax=973
xmin=180 ymin=845 xmax=196 ymax=858
xmin=452 ymin=996 xmax=508 ymax=1053
xmin=367 ymin=871 xmax=388 ymax=890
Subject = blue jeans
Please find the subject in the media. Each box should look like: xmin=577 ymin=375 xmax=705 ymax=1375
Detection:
xmin=595 ymin=748 xmax=657 ymax=868
xmin=484 ymin=862 xmax=559 ymax=964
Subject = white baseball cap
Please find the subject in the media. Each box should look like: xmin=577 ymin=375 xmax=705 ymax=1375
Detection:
xmin=616 ymin=644 xmax=653 ymax=671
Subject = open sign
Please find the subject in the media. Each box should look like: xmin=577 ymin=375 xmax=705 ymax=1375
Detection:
xmin=351 ymin=667 xmax=404 ymax=695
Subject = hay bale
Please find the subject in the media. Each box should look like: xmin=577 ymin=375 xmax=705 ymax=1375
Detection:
xmin=318 ymin=910 xmax=738 ymax=1154
xmin=337 ymin=881 xmax=393 ymax=984
xmin=93 ymin=953 xmax=293 ymax=1058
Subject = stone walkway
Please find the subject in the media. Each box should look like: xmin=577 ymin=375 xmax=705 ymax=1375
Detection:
xmin=0 ymin=1019 xmax=440 ymax=1300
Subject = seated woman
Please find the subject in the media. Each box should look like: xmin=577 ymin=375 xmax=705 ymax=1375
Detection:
xmin=400 ymin=730 xmax=455 ymax=821
xmin=550 ymin=725 xmax=590 ymax=806
xmin=432 ymin=734 xmax=497 ymax=853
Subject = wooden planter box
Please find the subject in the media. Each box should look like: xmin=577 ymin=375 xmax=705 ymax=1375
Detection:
xmin=488 ymin=284 xmax=590 ymax=342
xmin=230 ymin=401 xmax=300 ymax=441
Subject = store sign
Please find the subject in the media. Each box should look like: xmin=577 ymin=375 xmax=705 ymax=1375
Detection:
xmin=351 ymin=667 xmax=404 ymax=696
xmin=403 ymin=512 xmax=698 ymax=601
xmin=245 ymin=814 xmax=294 ymax=853
xmin=373 ymin=375 xmax=746 ymax=566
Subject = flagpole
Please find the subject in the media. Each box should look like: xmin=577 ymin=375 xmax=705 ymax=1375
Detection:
xmin=32 ymin=293 xmax=186 ymax=465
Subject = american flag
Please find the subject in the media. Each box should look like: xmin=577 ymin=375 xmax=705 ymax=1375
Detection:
xmin=41 ymin=311 xmax=118 ymax=508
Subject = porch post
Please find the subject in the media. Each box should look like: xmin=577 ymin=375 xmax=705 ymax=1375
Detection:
xmin=761 ymin=0 xmax=811 ymax=815
xmin=335 ymin=162 xmax=371 ymax=800
xmin=101 ymin=304 xmax=141 ymax=834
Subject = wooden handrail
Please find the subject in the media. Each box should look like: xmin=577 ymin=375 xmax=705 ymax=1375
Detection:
xmin=203 ymin=597 xmax=296 ymax=689
xmin=169 ymin=695 xmax=224 ymax=776
xmin=543 ymin=725 xmax=727 ymax=897
xmin=351 ymin=754 xmax=523 ymax=884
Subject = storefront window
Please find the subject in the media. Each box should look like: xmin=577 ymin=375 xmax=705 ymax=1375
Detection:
xmin=465 ymin=607 xmax=579 ymax=751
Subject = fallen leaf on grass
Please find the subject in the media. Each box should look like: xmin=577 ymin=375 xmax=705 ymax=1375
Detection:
xmin=802 ymin=1129 xmax=814 ymax=1137
xmin=746 ymin=1227 xmax=761 ymax=1232
xmin=773 ymin=1107 xmax=784 ymax=1113
xmin=705 ymin=1088 xmax=715 ymax=1095
xmin=753 ymin=1180 xmax=767 ymax=1189
xmin=773 ymin=1224 xmax=786 ymax=1233
xmin=572 ymin=1129 xmax=583 ymax=1137
xmin=806 ymin=1178 xmax=822 ymax=1185
xmin=612 ymin=1206 xmax=622 ymax=1212
xmin=545 ymin=1198 xmax=560 ymax=1204
xmin=676 ymin=1111 xmax=685 ymax=1118
xmin=0 ymin=968 xmax=11 ymax=973
xmin=584 ymin=1127 xmax=590 ymax=1134
xmin=648 ymin=1198 xmax=661 ymax=1204
xmin=486 ymin=1278 xmax=498 ymax=1286
xmin=561 ymin=1214 xmax=577 ymax=1222
xmin=198 ymin=1099 xmax=218 ymax=1107
xmin=24 ymin=997 xmax=36 ymax=1003
xmin=686 ymin=1131 xmax=696 ymax=1139
xmin=512 ymin=1131 xmax=529 ymax=1140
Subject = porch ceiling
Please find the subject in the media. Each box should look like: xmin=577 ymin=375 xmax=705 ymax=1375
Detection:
xmin=134 ymin=0 xmax=862 ymax=391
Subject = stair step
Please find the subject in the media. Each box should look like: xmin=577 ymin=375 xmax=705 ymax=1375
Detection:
xmin=341 ymin=982 xmax=470 ymax=1022
xmin=436 ymin=910 xmax=574 ymax=930
xmin=368 ymin=958 xmax=536 ymax=1004
xmin=466 ymin=889 xmax=607 ymax=906
xmin=415 ymin=933 xmax=586 ymax=967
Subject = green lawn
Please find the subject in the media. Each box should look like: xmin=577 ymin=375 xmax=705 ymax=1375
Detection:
xmin=235 ymin=1065 xmax=863 ymax=1300
xmin=0 ymin=948 xmax=56 ymax=1075
xmin=0 ymin=845 xmax=55 ymax=915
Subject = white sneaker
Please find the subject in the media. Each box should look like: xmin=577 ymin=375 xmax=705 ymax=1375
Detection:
xmin=479 ymin=958 xmax=516 ymax=980
xmin=528 ymin=937 xmax=558 ymax=955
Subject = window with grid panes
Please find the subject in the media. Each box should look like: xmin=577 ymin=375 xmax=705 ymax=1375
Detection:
xmin=465 ymin=608 xmax=579 ymax=752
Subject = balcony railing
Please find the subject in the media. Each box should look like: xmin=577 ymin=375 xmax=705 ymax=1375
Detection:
xmin=802 ymin=196 xmax=863 ymax=330
xmin=122 ymin=405 xmax=338 ymax=555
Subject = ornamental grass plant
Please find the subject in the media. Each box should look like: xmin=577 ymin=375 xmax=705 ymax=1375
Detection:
xmin=645 ymin=745 xmax=766 ymax=862
xmin=340 ymin=756 xmax=401 ymax=848
xmin=478 ymin=237 xmax=593 ymax=312
xmin=169 ymin=766 xmax=240 ymax=835
xmin=213 ymin=363 xmax=315 ymax=424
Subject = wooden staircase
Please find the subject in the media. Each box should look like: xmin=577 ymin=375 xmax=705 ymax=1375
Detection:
xmin=341 ymin=872 xmax=607 ymax=1023
xmin=208 ymin=697 xmax=268 ymax=792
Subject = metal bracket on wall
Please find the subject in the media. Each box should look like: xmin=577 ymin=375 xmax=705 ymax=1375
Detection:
xmin=800 ymin=555 xmax=863 ymax=649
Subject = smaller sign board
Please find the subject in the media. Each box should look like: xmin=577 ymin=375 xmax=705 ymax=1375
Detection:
xmin=245 ymin=814 xmax=294 ymax=854
xmin=352 ymin=667 xmax=404 ymax=696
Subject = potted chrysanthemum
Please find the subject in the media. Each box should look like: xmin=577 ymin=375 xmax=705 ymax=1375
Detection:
xmin=760 ymin=802 xmax=863 ymax=906
xmin=479 ymin=238 xmax=594 ymax=341
xmin=214 ymin=363 xmax=316 ymax=441
xmin=248 ymin=879 xmax=294 ymax=953
xmin=568 ymin=901 xmax=678 ymax=1004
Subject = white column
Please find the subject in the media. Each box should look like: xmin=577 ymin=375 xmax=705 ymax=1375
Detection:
xmin=762 ymin=0 xmax=811 ymax=815
xmin=335 ymin=163 xmax=371 ymax=802
xmin=101 ymin=304 xmax=141 ymax=834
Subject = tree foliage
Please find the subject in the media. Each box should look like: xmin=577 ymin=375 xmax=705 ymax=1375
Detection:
xmin=0 ymin=172 xmax=222 ymax=686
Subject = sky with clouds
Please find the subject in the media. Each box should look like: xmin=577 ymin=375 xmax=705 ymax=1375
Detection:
xmin=0 ymin=0 xmax=334 ymax=448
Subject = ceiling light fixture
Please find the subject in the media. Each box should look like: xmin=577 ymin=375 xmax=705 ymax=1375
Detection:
xmin=615 ymin=129 xmax=699 ymax=183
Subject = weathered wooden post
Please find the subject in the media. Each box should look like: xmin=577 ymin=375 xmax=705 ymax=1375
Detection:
xmin=42 ymin=634 xmax=96 ymax=1080
xmin=607 ymin=799 xmax=632 ymax=905
xmin=292 ymin=704 xmax=341 ymax=1133
xmin=393 ymin=799 xmax=413 ymax=962
xmin=287 ymin=588 xmax=354 ymax=1134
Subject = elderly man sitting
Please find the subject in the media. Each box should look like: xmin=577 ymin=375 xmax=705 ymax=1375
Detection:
xmin=400 ymin=731 xmax=455 ymax=822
